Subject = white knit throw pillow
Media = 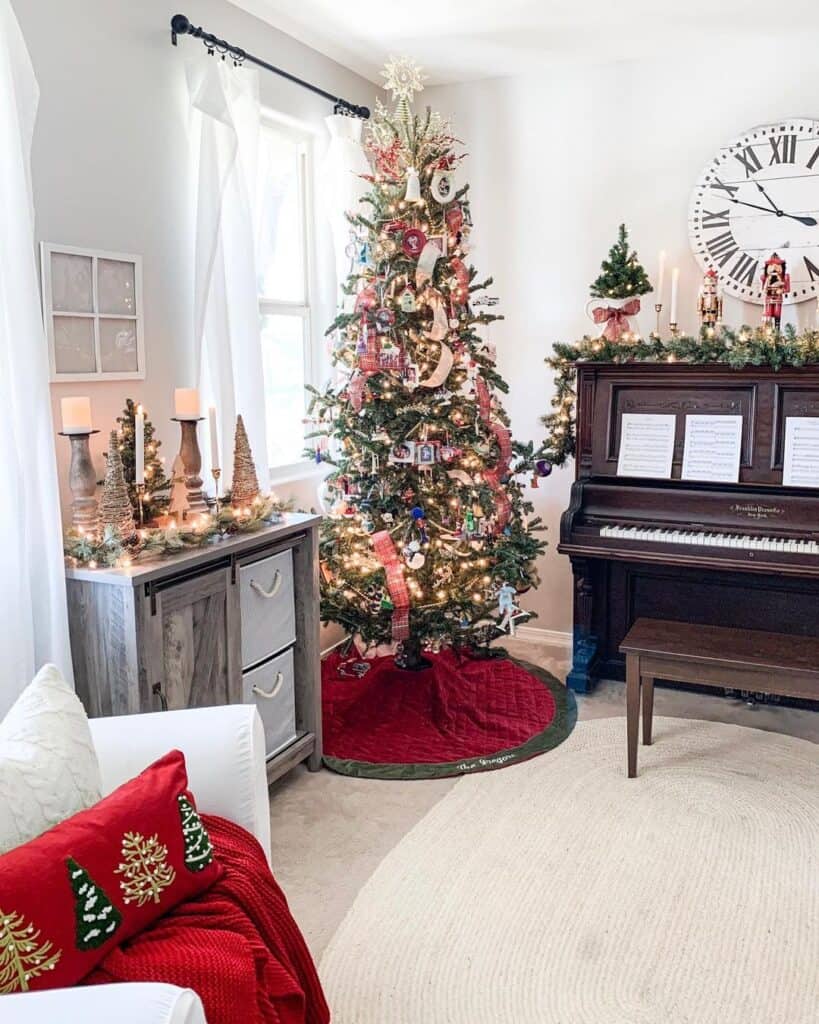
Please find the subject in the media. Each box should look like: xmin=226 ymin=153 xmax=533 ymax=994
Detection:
xmin=0 ymin=664 xmax=102 ymax=854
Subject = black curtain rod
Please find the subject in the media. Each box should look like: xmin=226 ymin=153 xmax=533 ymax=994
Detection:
xmin=170 ymin=13 xmax=370 ymax=119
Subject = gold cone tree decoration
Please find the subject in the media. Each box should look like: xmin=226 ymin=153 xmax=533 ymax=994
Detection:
xmin=99 ymin=430 xmax=135 ymax=539
xmin=231 ymin=415 xmax=260 ymax=509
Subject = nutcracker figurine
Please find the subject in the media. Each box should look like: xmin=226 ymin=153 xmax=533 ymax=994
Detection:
xmin=761 ymin=253 xmax=790 ymax=331
xmin=697 ymin=268 xmax=723 ymax=329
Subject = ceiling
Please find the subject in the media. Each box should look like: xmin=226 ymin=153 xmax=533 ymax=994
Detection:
xmin=230 ymin=0 xmax=819 ymax=85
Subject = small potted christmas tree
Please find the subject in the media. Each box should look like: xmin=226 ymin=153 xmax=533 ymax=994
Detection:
xmin=586 ymin=224 xmax=652 ymax=341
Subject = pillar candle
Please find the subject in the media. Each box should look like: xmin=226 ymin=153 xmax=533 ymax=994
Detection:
xmin=670 ymin=267 xmax=680 ymax=323
xmin=60 ymin=396 xmax=92 ymax=434
xmin=208 ymin=405 xmax=219 ymax=470
xmin=174 ymin=387 xmax=200 ymax=419
xmin=135 ymin=404 xmax=145 ymax=485
xmin=657 ymin=251 xmax=666 ymax=302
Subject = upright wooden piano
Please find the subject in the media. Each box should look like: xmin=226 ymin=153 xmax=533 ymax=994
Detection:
xmin=558 ymin=361 xmax=819 ymax=693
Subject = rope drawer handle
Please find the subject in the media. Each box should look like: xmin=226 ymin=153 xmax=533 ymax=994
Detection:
xmin=250 ymin=570 xmax=282 ymax=599
xmin=253 ymin=673 xmax=284 ymax=699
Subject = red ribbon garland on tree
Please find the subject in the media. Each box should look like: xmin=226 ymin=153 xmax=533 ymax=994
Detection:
xmin=475 ymin=377 xmax=513 ymax=531
xmin=371 ymin=530 xmax=410 ymax=641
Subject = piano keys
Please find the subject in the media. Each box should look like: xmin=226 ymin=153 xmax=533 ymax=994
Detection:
xmin=558 ymin=361 xmax=819 ymax=693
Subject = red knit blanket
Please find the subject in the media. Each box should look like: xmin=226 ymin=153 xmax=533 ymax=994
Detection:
xmin=83 ymin=814 xmax=329 ymax=1024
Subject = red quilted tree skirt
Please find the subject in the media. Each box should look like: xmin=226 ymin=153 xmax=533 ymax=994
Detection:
xmin=322 ymin=649 xmax=577 ymax=779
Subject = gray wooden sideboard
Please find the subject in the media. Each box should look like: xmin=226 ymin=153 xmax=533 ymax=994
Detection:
xmin=65 ymin=513 xmax=322 ymax=784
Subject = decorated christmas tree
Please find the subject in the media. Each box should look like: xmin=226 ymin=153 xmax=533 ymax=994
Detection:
xmin=111 ymin=399 xmax=169 ymax=519
xmin=308 ymin=59 xmax=546 ymax=667
xmin=589 ymin=224 xmax=653 ymax=299
xmin=177 ymin=794 xmax=214 ymax=872
xmin=66 ymin=858 xmax=122 ymax=950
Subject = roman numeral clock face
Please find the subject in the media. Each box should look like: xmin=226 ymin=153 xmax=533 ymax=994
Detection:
xmin=689 ymin=119 xmax=819 ymax=304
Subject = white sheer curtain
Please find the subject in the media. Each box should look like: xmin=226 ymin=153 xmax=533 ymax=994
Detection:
xmin=187 ymin=59 xmax=269 ymax=487
xmin=320 ymin=114 xmax=371 ymax=305
xmin=0 ymin=0 xmax=72 ymax=711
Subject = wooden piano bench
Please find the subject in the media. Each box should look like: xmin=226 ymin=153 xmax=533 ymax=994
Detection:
xmin=619 ymin=618 xmax=819 ymax=778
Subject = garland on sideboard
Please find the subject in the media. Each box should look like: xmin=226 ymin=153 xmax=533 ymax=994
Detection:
xmin=541 ymin=325 xmax=819 ymax=468
xmin=64 ymin=494 xmax=293 ymax=569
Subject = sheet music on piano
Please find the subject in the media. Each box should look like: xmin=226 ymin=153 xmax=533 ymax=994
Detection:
xmin=783 ymin=417 xmax=819 ymax=488
xmin=681 ymin=415 xmax=742 ymax=483
xmin=616 ymin=414 xmax=675 ymax=479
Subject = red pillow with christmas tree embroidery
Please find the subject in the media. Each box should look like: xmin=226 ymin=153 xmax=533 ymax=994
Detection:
xmin=0 ymin=749 xmax=221 ymax=994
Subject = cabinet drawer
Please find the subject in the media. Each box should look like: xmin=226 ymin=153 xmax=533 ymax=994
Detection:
xmin=243 ymin=648 xmax=297 ymax=757
xmin=239 ymin=548 xmax=295 ymax=669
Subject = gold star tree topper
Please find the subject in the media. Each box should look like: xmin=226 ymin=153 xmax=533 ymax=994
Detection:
xmin=381 ymin=56 xmax=426 ymax=123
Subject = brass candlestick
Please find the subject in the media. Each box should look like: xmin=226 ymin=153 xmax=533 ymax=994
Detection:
xmin=172 ymin=417 xmax=208 ymax=516
xmin=136 ymin=483 xmax=146 ymax=527
xmin=669 ymin=321 xmax=680 ymax=337
xmin=211 ymin=467 xmax=222 ymax=522
xmin=60 ymin=430 xmax=100 ymax=533
xmin=654 ymin=302 xmax=663 ymax=338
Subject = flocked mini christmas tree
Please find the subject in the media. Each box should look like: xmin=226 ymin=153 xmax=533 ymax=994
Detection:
xmin=66 ymin=858 xmax=122 ymax=951
xmin=99 ymin=430 xmax=136 ymax=539
xmin=589 ymin=224 xmax=653 ymax=299
xmin=307 ymin=59 xmax=546 ymax=667
xmin=112 ymin=399 xmax=169 ymax=520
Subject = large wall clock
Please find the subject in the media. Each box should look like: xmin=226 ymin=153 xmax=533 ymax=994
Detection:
xmin=688 ymin=118 xmax=819 ymax=304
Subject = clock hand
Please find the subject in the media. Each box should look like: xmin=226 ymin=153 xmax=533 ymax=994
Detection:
xmin=727 ymin=196 xmax=817 ymax=227
xmin=755 ymin=181 xmax=781 ymax=214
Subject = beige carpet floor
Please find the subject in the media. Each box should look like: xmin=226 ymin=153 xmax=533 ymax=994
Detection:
xmin=269 ymin=640 xmax=819 ymax=959
xmin=319 ymin=716 xmax=819 ymax=1024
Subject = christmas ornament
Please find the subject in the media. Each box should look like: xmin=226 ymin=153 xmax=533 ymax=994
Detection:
xmin=375 ymin=307 xmax=396 ymax=332
xmin=431 ymin=168 xmax=454 ymax=204
xmin=416 ymin=238 xmax=442 ymax=287
xmin=445 ymin=205 xmax=464 ymax=237
xmin=381 ymin=55 xmax=426 ymax=124
xmin=762 ymin=253 xmax=790 ymax=331
xmin=231 ymin=415 xmax=261 ymax=508
xmin=99 ymin=430 xmax=136 ymax=539
xmin=402 ymin=228 xmax=427 ymax=259
xmin=697 ymin=268 xmax=723 ymax=329
xmin=404 ymin=167 xmax=421 ymax=202
xmin=400 ymin=287 xmax=417 ymax=313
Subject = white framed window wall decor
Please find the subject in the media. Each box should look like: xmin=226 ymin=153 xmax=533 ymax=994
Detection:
xmin=40 ymin=243 xmax=145 ymax=382
xmin=256 ymin=114 xmax=320 ymax=478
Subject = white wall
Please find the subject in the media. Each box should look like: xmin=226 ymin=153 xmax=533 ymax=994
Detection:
xmin=426 ymin=41 xmax=819 ymax=634
xmin=13 ymin=0 xmax=376 ymax=517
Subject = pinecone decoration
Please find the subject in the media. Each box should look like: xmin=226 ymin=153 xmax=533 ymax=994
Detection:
xmin=99 ymin=430 xmax=136 ymax=538
xmin=231 ymin=415 xmax=260 ymax=509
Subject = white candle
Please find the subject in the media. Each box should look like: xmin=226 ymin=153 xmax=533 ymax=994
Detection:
xmin=208 ymin=405 xmax=219 ymax=470
xmin=657 ymin=251 xmax=666 ymax=302
xmin=174 ymin=387 xmax=200 ymax=419
xmin=135 ymin=404 xmax=145 ymax=485
xmin=60 ymin=396 xmax=92 ymax=434
xmin=670 ymin=267 xmax=680 ymax=323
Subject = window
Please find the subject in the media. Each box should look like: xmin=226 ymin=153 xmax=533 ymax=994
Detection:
xmin=256 ymin=117 xmax=316 ymax=475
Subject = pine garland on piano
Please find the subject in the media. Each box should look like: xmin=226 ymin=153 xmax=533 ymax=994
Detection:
xmin=542 ymin=325 xmax=819 ymax=469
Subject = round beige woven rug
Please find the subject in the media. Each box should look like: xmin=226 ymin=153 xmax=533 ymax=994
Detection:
xmin=320 ymin=716 xmax=818 ymax=1024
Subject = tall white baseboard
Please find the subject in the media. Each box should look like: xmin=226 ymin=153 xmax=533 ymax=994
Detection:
xmin=513 ymin=625 xmax=572 ymax=650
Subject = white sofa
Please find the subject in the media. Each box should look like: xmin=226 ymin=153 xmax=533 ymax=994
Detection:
xmin=2 ymin=703 xmax=271 ymax=1024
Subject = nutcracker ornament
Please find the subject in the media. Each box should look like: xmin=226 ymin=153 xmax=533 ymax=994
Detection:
xmin=697 ymin=268 xmax=723 ymax=329
xmin=761 ymin=253 xmax=790 ymax=331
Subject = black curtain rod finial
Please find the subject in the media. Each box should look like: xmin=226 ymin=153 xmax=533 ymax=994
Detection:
xmin=168 ymin=12 xmax=369 ymax=119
